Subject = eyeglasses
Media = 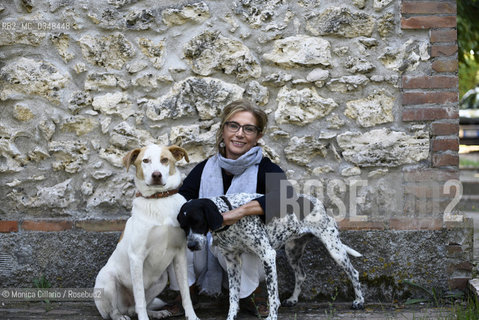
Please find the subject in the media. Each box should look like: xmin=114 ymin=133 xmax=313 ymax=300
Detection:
xmin=224 ymin=121 xmax=260 ymax=135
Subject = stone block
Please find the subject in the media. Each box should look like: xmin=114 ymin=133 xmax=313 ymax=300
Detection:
xmin=284 ymin=136 xmax=327 ymax=166
xmin=263 ymin=35 xmax=331 ymax=68
xmin=306 ymin=7 xmax=375 ymax=38
xmin=344 ymin=91 xmax=394 ymax=127
xmin=0 ymin=58 xmax=68 ymax=104
xmin=274 ymin=87 xmax=337 ymax=126
xmin=161 ymin=2 xmax=210 ymax=26
xmin=79 ymin=34 xmax=135 ymax=70
xmin=336 ymin=129 xmax=429 ymax=167
xmin=184 ymin=31 xmax=260 ymax=80
xmin=379 ymin=39 xmax=429 ymax=72
xmin=142 ymin=77 xmax=244 ymax=121
xmin=469 ymin=279 xmax=479 ymax=299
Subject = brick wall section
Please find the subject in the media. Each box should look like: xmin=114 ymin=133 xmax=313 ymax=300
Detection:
xmin=0 ymin=221 xmax=18 ymax=233
xmin=431 ymin=122 xmax=459 ymax=136
xmin=401 ymin=16 xmax=456 ymax=29
xmin=402 ymin=107 xmax=458 ymax=121
xmin=431 ymin=138 xmax=459 ymax=152
xmin=401 ymin=1 xmax=456 ymax=14
xmin=22 ymin=220 xmax=73 ymax=232
xmin=445 ymin=220 xmax=474 ymax=290
xmin=401 ymin=0 xmax=459 ymax=170
xmin=0 ymin=217 xmax=463 ymax=233
xmin=402 ymin=75 xmax=458 ymax=89
xmin=431 ymin=45 xmax=458 ymax=57
xmin=430 ymin=29 xmax=457 ymax=43
xmin=432 ymin=60 xmax=458 ymax=72
xmin=402 ymin=92 xmax=457 ymax=105
xmin=75 ymin=219 xmax=127 ymax=232
xmin=0 ymin=219 xmax=126 ymax=233
xmin=432 ymin=153 xmax=460 ymax=167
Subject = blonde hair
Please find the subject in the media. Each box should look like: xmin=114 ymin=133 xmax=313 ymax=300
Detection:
xmin=216 ymin=100 xmax=268 ymax=156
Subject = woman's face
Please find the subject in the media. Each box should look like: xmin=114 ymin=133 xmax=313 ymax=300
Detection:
xmin=222 ymin=111 xmax=263 ymax=160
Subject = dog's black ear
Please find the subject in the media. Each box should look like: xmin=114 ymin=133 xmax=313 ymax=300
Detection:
xmin=177 ymin=202 xmax=190 ymax=235
xmin=202 ymin=199 xmax=224 ymax=231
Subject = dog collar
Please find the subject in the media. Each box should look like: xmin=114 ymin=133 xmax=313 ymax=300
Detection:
xmin=219 ymin=195 xmax=233 ymax=211
xmin=135 ymin=189 xmax=179 ymax=199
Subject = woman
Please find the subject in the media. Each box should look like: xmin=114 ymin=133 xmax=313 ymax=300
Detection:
xmin=167 ymin=99 xmax=287 ymax=317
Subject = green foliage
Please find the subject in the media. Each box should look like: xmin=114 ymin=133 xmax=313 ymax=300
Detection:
xmin=458 ymin=0 xmax=479 ymax=63
xmin=403 ymin=280 xmax=464 ymax=307
xmin=33 ymin=275 xmax=52 ymax=304
xmin=452 ymin=296 xmax=479 ymax=320
xmin=403 ymin=279 xmax=479 ymax=320
xmin=33 ymin=275 xmax=51 ymax=289
xmin=458 ymin=0 xmax=479 ymax=97
xmin=459 ymin=54 xmax=479 ymax=98
xmin=460 ymin=156 xmax=479 ymax=168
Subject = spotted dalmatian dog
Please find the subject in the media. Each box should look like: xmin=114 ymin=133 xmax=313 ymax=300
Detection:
xmin=177 ymin=193 xmax=364 ymax=320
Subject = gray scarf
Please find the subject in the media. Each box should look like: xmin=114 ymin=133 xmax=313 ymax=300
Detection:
xmin=196 ymin=146 xmax=263 ymax=296
xmin=200 ymin=146 xmax=263 ymax=197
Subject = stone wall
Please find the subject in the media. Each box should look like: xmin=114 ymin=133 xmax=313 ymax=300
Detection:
xmin=0 ymin=0 xmax=472 ymax=302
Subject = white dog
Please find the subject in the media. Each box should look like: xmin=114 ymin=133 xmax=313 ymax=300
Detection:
xmin=94 ymin=144 xmax=199 ymax=320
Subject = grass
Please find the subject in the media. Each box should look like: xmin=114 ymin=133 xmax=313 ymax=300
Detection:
xmin=402 ymin=279 xmax=479 ymax=320
xmin=403 ymin=280 xmax=464 ymax=307
xmin=451 ymin=296 xmax=479 ymax=320
xmin=460 ymin=157 xmax=479 ymax=168
xmin=325 ymin=287 xmax=339 ymax=319
xmin=33 ymin=275 xmax=52 ymax=304
xmin=33 ymin=275 xmax=51 ymax=289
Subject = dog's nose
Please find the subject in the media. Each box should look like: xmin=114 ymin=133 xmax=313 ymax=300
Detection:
xmin=187 ymin=240 xmax=201 ymax=251
xmin=152 ymin=171 xmax=162 ymax=180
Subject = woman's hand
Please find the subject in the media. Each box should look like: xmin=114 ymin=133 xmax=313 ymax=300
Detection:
xmin=222 ymin=208 xmax=245 ymax=225
xmin=222 ymin=200 xmax=264 ymax=226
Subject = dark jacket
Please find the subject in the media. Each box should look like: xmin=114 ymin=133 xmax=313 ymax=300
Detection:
xmin=179 ymin=157 xmax=290 ymax=222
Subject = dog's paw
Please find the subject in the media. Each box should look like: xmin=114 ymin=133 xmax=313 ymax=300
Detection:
xmin=148 ymin=310 xmax=173 ymax=319
xmin=111 ymin=313 xmax=131 ymax=320
xmin=351 ymin=301 xmax=365 ymax=310
xmin=281 ymin=298 xmax=297 ymax=307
